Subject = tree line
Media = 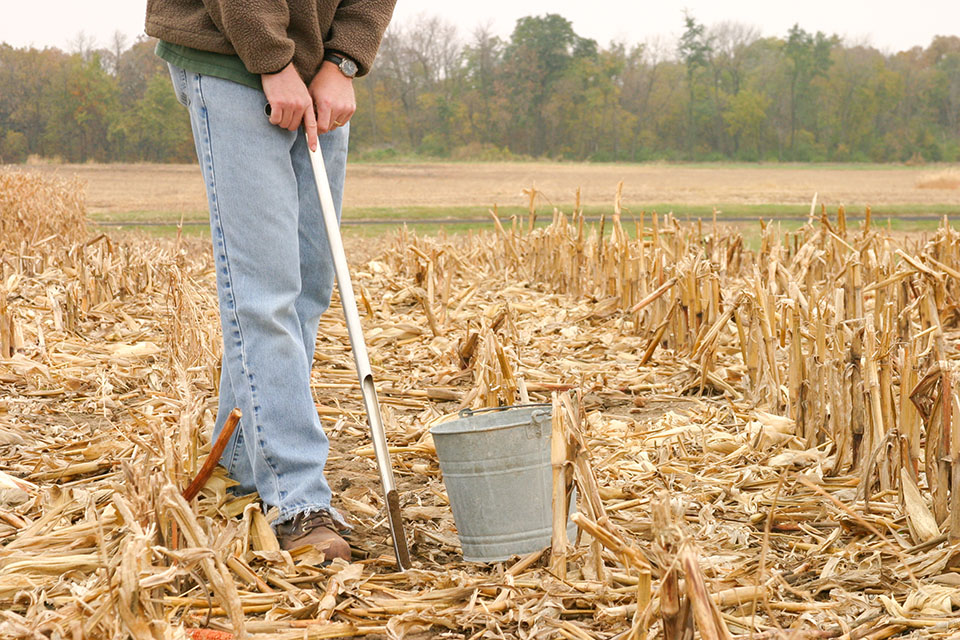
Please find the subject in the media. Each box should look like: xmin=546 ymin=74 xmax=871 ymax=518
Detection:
xmin=2 ymin=13 xmax=960 ymax=164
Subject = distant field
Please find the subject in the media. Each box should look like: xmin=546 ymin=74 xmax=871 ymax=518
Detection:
xmin=19 ymin=161 xmax=960 ymax=233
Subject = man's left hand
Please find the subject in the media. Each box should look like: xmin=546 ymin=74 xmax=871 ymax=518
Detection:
xmin=309 ymin=61 xmax=356 ymax=134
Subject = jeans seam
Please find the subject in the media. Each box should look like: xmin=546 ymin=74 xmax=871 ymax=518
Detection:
xmin=178 ymin=68 xmax=188 ymax=105
xmin=225 ymin=427 xmax=244 ymax=474
xmin=193 ymin=73 xmax=284 ymax=501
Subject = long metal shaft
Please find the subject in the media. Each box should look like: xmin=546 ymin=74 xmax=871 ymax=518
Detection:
xmin=307 ymin=145 xmax=411 ymax=570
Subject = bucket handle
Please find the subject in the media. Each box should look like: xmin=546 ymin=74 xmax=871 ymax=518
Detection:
xmin=459 ymin=404 xmax=552 ymax=439
xmin=458 ymin=403 xmax=552 ymax=419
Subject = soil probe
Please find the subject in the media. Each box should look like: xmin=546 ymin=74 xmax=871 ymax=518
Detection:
xmin=307 ymin=139 xmax=412 ymax=570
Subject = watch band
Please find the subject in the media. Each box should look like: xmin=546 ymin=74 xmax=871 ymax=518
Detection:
xmin=323 ymin=52 xmax=358 ymax=78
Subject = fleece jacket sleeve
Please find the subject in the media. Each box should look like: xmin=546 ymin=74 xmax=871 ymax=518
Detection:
xmin=324 ymin=0 xmax=396 ymax=77
xmin=200 ymin=0 xmax=296 ymax=74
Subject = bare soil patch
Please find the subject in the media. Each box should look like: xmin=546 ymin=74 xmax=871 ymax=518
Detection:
xmin=21 ymin=161 xmax=960 ymax=215
xmin=916 ymin=169 xmax=960 ymax=190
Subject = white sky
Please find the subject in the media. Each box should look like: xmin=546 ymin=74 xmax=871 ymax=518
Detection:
xmin=2 ymin=0 xmax=958 ymax=54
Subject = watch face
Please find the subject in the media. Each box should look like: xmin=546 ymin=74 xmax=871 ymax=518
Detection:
xmin=340 ymin=58 xmax=358 ymax=77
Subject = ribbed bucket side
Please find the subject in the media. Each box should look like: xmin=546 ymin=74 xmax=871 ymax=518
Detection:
xmin=431 ymin=407 xmax=577 ymax=562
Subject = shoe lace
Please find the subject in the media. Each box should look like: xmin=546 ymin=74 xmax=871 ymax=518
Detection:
xmin=285 ymin=510 xmax=339 ymax=536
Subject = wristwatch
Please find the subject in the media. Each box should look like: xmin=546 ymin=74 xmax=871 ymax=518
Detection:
xmin=324 ymin=52 xmax=358 ymax=78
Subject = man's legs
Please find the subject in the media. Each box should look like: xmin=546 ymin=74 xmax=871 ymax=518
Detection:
xmin=168 ymin=64 xmax=346 ymax=525
xmin=213 ymin=123 xmax=349 ymax=495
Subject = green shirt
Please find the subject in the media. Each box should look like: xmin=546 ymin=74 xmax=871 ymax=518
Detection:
xmin=156 ymin=40 xmax=262 ymax=91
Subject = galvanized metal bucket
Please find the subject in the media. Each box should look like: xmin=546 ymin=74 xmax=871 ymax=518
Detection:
xmin=430 ymin=404 xmax=577 ymax=562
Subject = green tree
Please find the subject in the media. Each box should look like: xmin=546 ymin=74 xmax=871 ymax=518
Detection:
xmin=372 ymin=16 xmax=461 ymax=151
xmin=677 ymin=13 xmax=711 ymax=157
xmin=932 ymin=51 xmax=960 ymax=150
xmin=819 ymin=46 xmax=902 ymax=160
xmin=723 ymin=89 xmax=770 ymax=158
xmin=1 ymin=129 xmax=28 ymax=163
xmin=784 ymin=24 xmax=837 ymax=156
xmin=461 ymin=25 xmax=505 ymax=146
xmin=620 ymin=39 xmax=683 ymax=160
xmin=705 ymin=23 xmax=761 ymax=154
xmin=503 ymin=14 xmax=595 ymax=156
xmin=41 ymin=53 xmax=118 ymax=161
xmin=0 ymin=45 xmax=70 ymax=158
xmin=128 ymin=72 xmax=193 ymax=162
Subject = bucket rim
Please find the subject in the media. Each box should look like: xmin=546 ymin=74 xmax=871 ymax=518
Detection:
xmin=429 ymin=405 xmax=551 ymax=437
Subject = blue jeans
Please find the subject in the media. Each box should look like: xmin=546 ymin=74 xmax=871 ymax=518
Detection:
xmin=167 ymin=63 xmax=346 ymax=525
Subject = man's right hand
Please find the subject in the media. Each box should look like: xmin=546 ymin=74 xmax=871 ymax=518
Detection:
xmin=262 ymin=63 xmax=319 ymax=151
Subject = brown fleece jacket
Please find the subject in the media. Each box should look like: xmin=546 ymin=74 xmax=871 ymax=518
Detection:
xmin=145 ymin=0 xmax=395 ymax=80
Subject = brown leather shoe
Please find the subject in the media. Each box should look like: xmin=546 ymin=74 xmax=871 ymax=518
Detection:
xmin=276 ymin=511 xmax=351 ymax=562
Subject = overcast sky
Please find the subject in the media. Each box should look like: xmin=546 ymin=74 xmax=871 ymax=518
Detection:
xmin=3 ymin=0 xmax=958 ymax=54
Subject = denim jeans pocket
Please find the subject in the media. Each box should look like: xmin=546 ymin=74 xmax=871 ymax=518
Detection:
xmin=166 ymin=63 xmax=190 ymax=107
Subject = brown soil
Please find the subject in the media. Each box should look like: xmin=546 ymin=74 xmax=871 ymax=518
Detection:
xmin=22 ymin=162 xmax=960 ymax=214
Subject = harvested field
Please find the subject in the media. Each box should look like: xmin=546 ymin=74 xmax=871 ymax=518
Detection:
xmin=22 ymin=162 xmax=960 ymax=216
xmin=917 ymin=171 xmax=960 ymax=191
xmin=2 ymin=172 xmax=960 ymax=639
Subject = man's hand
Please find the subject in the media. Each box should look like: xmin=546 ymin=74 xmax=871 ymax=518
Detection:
xmin=262 ymin=63 xmax=318 ymax=151
xmin=309 ymin=61 xmax=356 ymax=134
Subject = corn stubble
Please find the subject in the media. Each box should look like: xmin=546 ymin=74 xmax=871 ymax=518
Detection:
xmin=2 ymin=169 xmax=960 ymax=638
